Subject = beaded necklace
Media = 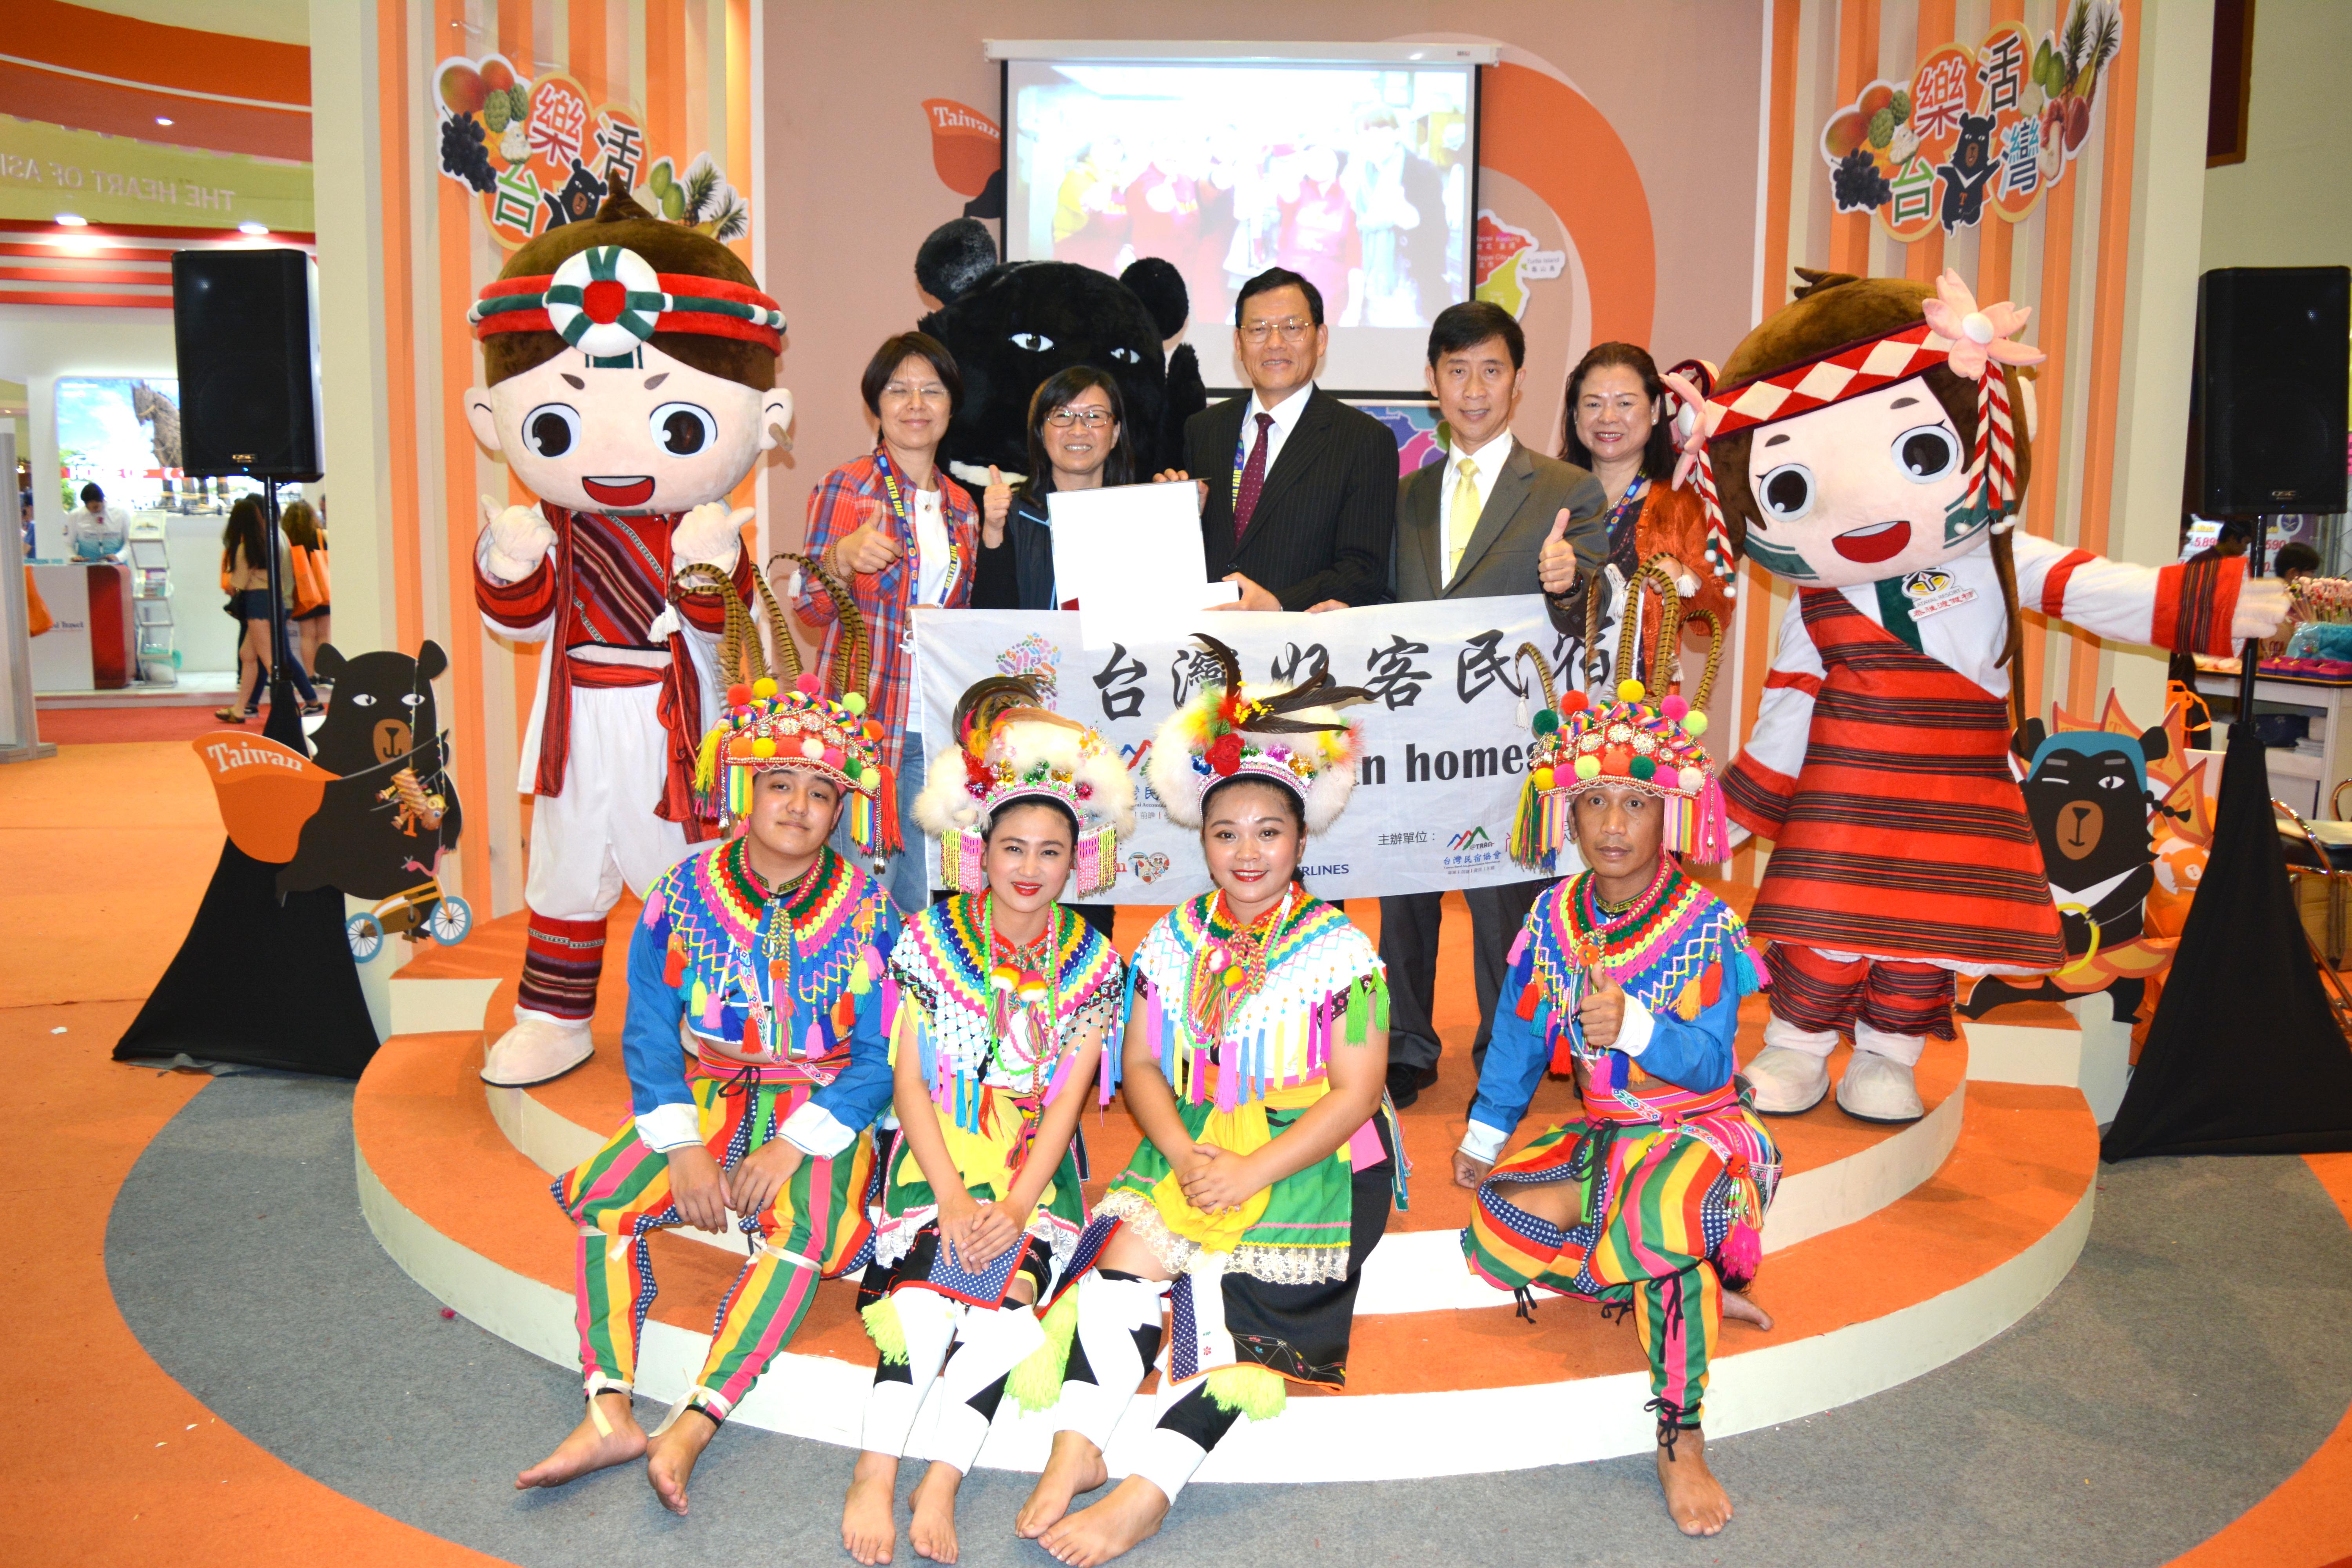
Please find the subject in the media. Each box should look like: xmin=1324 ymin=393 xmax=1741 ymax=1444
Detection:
xmin=1565 ymin=851 xmax=1679 ymax=973
xmin=727 ymin=838 xmax=826 ymax=1061
xmin=1185 ymin=885 xmax=1297 ymax=1043
xmin=978 ymin=894 xmax=1063 ymax=1097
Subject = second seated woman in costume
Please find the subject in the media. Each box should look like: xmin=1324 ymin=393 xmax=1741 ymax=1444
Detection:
xmin=1018 ymin=637 xmax=1399 ymax=1566
xmin=842 ymin=675 xmax=1134 ymax=1566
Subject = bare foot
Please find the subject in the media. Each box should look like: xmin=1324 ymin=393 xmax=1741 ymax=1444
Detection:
xmin=1038 ymin=1474 xmax=1169 ymax=1566
xmin=1016 ymin=1429 xmax=1110 ymax=1539
xmin=515 ymin=1393 xmax=644 ymax=1489
xmin=842 ymin=1450 xmax=899 ymax=1565
xmin=645 ymin=1408 xmax=718 ymax=1516
xmin=909 ymin=1461 xmax=963 ymax=1562
xmin=1722 ymin=1289 xmax=1775 ymax=1332
xmin=1656 ymin=1426 xmax=1733 ymax=1536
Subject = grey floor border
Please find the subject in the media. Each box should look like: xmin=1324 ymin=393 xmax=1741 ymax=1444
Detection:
xmin=105 ymin=1073 xmax=2352 ymax=1568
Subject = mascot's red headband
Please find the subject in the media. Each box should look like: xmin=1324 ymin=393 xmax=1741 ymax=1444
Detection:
xmin=1663 ymin=269 xmax=2043 ymax=600
xmin=469 ymin=243 xmax=784 ymax=357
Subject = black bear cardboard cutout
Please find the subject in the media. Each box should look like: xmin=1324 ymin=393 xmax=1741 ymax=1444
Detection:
xmin=277 ymin=641 xmax=465 ymax=914
xmin=913 ymin=219 xmax=1207 ymax=484
xmin=1963 ymin=716 xmax=2171 ymax=1022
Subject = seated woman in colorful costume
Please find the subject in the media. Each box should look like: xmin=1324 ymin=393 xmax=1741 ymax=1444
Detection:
xmin=1459 ymin=590 xmax=1779 ymax=1538
xmin=841 ymin=676 xmax=1134 ymax=1566
xmin=1017 ymin=636 xmax=1398 ymax=1567
xmin=516 ymin=569 xmax=900 ymax=1518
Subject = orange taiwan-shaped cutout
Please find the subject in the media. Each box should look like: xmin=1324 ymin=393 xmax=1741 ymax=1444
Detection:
xmin=190 ymin=730 xmax=338 ymax=864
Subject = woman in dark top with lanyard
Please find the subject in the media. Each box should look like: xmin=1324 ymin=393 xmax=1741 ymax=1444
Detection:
xmin=973 ymin=367 xmax=1132 ymax=942
xmin=974 ymin=366 xmax=1134 ymax=612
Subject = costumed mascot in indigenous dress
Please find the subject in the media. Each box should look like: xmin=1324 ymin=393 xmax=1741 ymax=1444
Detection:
xmin=469 ymin=170 xmax=796 ymax=1089
xmin=842 ymin=676 xmax=1134 ymax=1567
xmin=1667 ymin=268 xmax=2287 ymax=1122
xmin=514 ymin=577 xmax=898 ymax=1518
xmin=1017 ymin=637 xmax=1398 ymax=1567
xmin=1459 ymin=595 xmax=1779 ymax=1537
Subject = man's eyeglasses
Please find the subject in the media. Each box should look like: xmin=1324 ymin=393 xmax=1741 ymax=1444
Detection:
xmin=1239 ymin=317 xmax=1316 ymax=344
xmin=1044 ymin=407 xmax=1115 ymax=428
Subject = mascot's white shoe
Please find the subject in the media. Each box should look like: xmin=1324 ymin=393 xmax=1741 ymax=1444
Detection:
xmin=481 ymin=1015 xmax=593 ymax=1087
xmin=1743 ymin=1045 xmax=1831 ymax=1115
xmin=1836 ymin=1048 xmax=1926 ymax=1123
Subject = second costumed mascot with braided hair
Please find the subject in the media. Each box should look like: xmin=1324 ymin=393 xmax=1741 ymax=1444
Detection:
xmin=1669 ymin=269 xmax=2287 ymax=1123
xmin=841 ymin=675 xmax=1134 ymax=1567
xmin=470 ymin=170 xmax=796 ymax=1088
xmin=1458 ymin=586 xmax=1779 ymax=1537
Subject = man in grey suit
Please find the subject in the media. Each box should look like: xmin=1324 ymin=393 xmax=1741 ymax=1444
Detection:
xmin=1378 ymin=301 xmax=1610 ymax=1107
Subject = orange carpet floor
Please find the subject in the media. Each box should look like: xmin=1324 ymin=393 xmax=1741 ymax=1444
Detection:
xmin=2 ymin=739 xmax=2348 ymax=1566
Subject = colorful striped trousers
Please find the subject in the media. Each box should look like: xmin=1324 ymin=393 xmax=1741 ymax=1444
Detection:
xmin=1463 ymin=1110 xmax=1776 ymax=1430
xmin=552 ymin=1071 xmax=874 ymax=1423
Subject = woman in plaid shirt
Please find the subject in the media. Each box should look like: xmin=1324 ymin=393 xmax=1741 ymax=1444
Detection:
xmin=797 ymin=332 xmax=979 ymax=913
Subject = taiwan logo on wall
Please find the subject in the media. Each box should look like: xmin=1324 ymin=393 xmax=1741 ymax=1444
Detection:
xmin=1820 ymin=1 xmax=2122 ymax=239
xmin=432 ymin=53 xmax=747 ymax=251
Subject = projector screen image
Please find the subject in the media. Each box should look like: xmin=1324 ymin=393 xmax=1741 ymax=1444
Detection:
xmin=1004 ymin=56 xmax=1476 ymax=393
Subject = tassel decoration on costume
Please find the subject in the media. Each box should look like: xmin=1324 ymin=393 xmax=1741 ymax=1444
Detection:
xmin=1203 ymin=1362 xmax=1288 ymax=1422
xmin=1006 ymin=1287 xmax=1079 ymax=1413
xmin=873 ymin=763 xmax=901 ymax=856
xmin=664 ymin=939 xmax=687 ymax=988
xmin=861 ymin=1297 xmax=910 ymax=1365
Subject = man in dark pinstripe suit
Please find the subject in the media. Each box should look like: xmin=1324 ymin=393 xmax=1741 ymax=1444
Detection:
xmin=1154 ymin=267 xmax=1397 ymax=611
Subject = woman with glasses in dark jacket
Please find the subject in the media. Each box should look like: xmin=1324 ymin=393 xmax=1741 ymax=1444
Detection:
xmin=973 ymin=366 xmax=1134 ymax=612
xmin=971 ymin=367 xmax=1132 ymax=942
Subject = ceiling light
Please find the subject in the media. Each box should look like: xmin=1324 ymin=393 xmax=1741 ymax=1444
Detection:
xmin=238 ymin=220 xmax=269 ymax=236
xmin=155 ymin=116 xmax=174 ymax=126
xmin=54 ymin=212 xmax=87 ymax=227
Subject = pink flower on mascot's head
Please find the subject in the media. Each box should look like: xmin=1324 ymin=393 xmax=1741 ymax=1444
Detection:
xmin=1682 ymin=268 xmax=2043 ymax=592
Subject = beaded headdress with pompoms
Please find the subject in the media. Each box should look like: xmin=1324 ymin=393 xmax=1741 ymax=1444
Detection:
xmin=1145 ymin=633 xmax=1372 ymax=835
xmin=686 ymin=551 xmax=893 ymax=854
xmin=1511 ymin=557 xmax=1731 ymax=871
xmin=912 ymin=673 xmax=1137 ymax=898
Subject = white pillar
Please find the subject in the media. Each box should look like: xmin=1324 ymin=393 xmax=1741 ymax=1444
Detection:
xmin=308 ymin=0 xmax=396 ymax=657
xmin=2101 ymin=0 xmax=2217 ymax=719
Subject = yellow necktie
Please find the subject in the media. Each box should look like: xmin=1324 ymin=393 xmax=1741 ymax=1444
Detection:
xmin=1446 ymin=456 xmax=1480 ymax=582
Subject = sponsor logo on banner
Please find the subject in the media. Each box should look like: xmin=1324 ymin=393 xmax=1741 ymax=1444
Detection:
xmin=913 ymin=600 xmax=1560 ymax=904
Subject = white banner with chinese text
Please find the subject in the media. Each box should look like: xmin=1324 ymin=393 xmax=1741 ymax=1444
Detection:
xmin=913 ymin=598 xmax=1584 ymax=904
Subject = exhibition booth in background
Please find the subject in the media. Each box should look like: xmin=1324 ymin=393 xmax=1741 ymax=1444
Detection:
xmin=4 ymin=2 xmax=2352 ymax=1564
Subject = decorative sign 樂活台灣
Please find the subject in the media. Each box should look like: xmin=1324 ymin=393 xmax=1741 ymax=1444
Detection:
xmin=431 ymin=53 xmax=747 ymax=252
xmin=1820 ymin=1 xmax=2123 ymax=240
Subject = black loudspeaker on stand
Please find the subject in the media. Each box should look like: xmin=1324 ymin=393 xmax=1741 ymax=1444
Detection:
xmin=2105 ymin=266 xmax=2352 ymax=1159
xmin=118 ymin=249 xmax=378 ymax=1076
xmin=2189 ymin=265 xmax=2348 ymax=518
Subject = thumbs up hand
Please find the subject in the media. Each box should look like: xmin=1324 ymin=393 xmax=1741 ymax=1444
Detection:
xmin=1578 ymin=964 xmax=1627 ymax=1049
xmin=982 ymin=464 xmax=1013 ymax=548
xmin=1538 ymin=508 xmax=1580 ymax=595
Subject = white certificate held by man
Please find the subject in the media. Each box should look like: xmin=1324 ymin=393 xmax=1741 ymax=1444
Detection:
xmin=1047 ymin=480 xmax=1240 ymax=626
